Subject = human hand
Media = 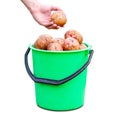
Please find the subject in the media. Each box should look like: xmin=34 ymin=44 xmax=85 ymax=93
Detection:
xmin=30 ymin=3 xmax=63 ymax=29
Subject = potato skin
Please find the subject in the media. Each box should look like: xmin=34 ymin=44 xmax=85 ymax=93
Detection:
xmin=64 ymin=30 xmax=83 ymax=44
xmin=63 ymin=37 xmax=80 ymax=50
xmin=51 ymin=11 xmax=67 ymax=27
xmin=79 ymin=44 xmax=87 ymax=49
xmin=50 ymin=38 xmax=65 ymax=47
xmin=47 ymin=42 xmax=63 ymax=51
xmin=34 ymin=34 xmax=52 ymax=50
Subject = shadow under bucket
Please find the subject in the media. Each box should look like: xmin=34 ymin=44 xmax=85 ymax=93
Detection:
xmin=24 ymin=43 xmax=94 ymax=111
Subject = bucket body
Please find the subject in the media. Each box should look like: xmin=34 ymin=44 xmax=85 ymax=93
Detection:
xmin=27 ymin=43 xmax=92 ymax=111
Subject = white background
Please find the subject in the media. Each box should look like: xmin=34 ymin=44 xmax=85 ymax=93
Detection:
xmin=0 ymin=0 xmax=120 ymax=119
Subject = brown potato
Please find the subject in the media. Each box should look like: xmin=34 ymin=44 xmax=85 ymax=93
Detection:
xmin=51 ymin=11 xmax=67 ymax=27
xmin=63 ymin=37 xmax=80 ymax=50
xmin=79 ymin=44 xmax=87 ymax=49
xmin=34 ymin=34 xmax=53 ymax=50
xmin=47 ymin=42 xmax=63 ymax=51
xmin=64 ymin=30 xmax=83 ymax=44
xmin=50 ymin=38 xmax=65 ymax=47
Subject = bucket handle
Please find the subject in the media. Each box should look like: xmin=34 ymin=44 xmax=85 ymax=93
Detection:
xmin=24 ymin=47 xmax=94 ymax=85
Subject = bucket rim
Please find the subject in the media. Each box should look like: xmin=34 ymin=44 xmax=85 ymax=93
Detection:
xmin=29 ymin=43 xmax=92 ymax=53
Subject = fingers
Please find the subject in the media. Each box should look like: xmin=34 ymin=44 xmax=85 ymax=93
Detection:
xmin=36 ymin=18 xmax=60 ymax=29
xmin=43 ymin=21 xmax=54 ymax=27
xmin=46 ymin=23 xmax=60 ymax=29
xmin=41 ymin=19 xmax=60 ymax=29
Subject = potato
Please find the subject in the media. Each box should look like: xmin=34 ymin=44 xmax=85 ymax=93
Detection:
xmin=63 ymin=37 xmax=80 ymax=50
xmin=50 ymin=38 xmax=65 ymax=47
xmin=47 ymin=42 xmax=63 ymax=51
xmin=51 ymin=11 xmax=67 ymax=27
xmin=64 ymin=30 xmax=83 ymax=44
xmin=79 ymin=44 xmax=87 ymax=49
xmin=34 ymin=34 xmax=52 ymax=49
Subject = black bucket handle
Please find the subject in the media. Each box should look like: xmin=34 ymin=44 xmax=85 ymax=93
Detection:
xmin=24 ymin=47 xmax=94 ymax=85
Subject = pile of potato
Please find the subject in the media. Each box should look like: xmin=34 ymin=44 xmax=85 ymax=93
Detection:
xmin=34 ymin=30 xmax=87 ymax=51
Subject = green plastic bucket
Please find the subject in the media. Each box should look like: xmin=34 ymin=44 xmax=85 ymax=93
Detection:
xmin=24 ymin=43 xmax=93 ymax=111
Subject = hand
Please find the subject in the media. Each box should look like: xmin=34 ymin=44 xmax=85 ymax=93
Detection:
xmin=30 ymin=3 xmax=62 ymax=29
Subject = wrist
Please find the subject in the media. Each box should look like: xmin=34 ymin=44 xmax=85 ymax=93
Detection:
xmin=21 ymin=0 xmax=41 ymax=13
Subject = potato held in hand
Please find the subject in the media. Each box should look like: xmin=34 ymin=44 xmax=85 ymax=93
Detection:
xmin=64 ymin=30 xmax=83 ymax=44
xmin=63 ymin=37 xmax=80 ymax=50
xmin=34 ymin=34 xmax=53 ymax=50
xmin=51 ymin=11 xmax=67 ymax=27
